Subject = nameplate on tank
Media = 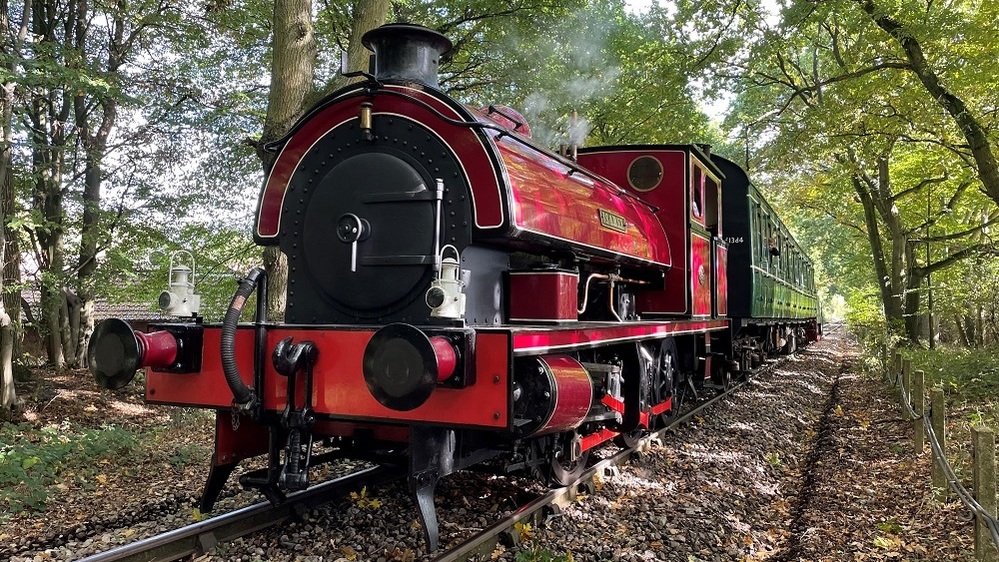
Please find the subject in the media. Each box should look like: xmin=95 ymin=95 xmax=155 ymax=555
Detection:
xmin=598 ymin=209 xmax=628 ymax=233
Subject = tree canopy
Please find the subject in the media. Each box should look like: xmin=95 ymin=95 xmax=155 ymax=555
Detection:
xmin=1 ymin=0 xmax=997 ymax=410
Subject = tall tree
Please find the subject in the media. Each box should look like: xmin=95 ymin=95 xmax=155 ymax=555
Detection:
xmin=707 ymin=0 xmax=998 ymax=344
xmin=22 ymin=0 xmax=181 ymax=367
xmin=27 ymin=0 xmax=73 ymax=367
xmin=0 ymin=0 xmax=30 ymax=413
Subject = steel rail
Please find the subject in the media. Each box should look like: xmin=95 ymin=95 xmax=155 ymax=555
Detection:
xmin=75 ymin=355 xmax=796 ymax=562
xmin=430 ymin=358 xmax=788 ymax=562
xmin=74 ymin=465 xmax=404 ymax=562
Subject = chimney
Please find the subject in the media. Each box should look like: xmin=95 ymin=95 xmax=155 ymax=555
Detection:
xmin=361 ymin=23 xmax=453 ymax=89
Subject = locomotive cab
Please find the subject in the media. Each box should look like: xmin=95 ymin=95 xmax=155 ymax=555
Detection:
xmin=576 ymin=144 xmax=730 ymax=320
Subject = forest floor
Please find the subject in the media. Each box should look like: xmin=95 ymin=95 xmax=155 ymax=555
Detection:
xmin=0 ymin=334 xmax=986 ymax=561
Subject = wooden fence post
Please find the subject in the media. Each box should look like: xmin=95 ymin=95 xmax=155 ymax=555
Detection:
xmin=893 ymin=351 xmax=902 ymax=383
xmin=973 ymin=426 xmax=998 ymax=562
xmin=912 ymin=370 xmax=925 ymax=454
xmin=902 ymin=358 xmax=912 ymax=405
xmin=931 ymin=387 xmax=947 ymax=500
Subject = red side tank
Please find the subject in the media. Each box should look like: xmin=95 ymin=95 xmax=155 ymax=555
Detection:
xmin=472 ymin=107 xmax=672 ymax=270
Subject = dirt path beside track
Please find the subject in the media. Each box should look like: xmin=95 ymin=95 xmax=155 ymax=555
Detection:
xmin=503 ymin=335 xmax=975 ymax=562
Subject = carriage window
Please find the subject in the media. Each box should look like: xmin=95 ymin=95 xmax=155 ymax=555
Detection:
xmin=755 ymin=206 xmax=764 ymax=263
xmin=691 ymin=166 xmax=703 ymax=220
xmin=704 ymin=174 xmax=720 ymax=234
xmin=766 ymin=222 xmax=775 ymax=270
xmin=751 ymin=206 xmax=758 ymax=261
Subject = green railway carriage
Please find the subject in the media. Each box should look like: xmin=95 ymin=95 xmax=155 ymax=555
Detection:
xmin=711 ymin=154 xmax=820 ymax=356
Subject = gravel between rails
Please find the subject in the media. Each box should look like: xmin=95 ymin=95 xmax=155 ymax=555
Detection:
xmin=8 ymin=336 xmax=977 ymax=561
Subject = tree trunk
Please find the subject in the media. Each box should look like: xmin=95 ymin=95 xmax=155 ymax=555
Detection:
xmin=344 ymin=0 xmax=391 ymax=81
xmin=42 ymin=285 xmax=64 ymax=368
xmin=74 ymin=98 xmax=116 ymax=367
xmin=255 ymin=0 xmax=317 ymax=322
xmin=963 ymin=313 xmax=978 ymax=348
xmin=31 ymin=0 xmax=73 ymax=368
xmin=262 ymin=246 xmax=287 ymax=322
xmin=954 ymin=314 xmax=972 ymax=347
xmin=60 ymin=290 xmax=77 ymax=364
xmin=902 ymin=253 xmax=923 ymax=345
xmin=0 ymin=96 xmax=10 ymax=411
xmin=976 ymin=304 xmax=985 ymax=348
xmin=851 ymin=173 xmax=904 ymax=333
xmin=0 ymin=0 xmax=27 ymax=411
xmin=311 ymin=0 xmax=392 ymax=101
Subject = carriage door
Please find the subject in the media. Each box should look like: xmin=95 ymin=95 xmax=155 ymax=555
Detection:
xmin=690 ymin=158 xmax=726 ymax=318
xmin=690 ymin=156 xmax=728 ymax=317
xmin=703 ymin=169 xmax=727 ymax=317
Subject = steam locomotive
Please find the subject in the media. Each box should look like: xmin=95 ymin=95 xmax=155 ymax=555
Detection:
xmin=88 ymin=23 xmax=819 ymax=551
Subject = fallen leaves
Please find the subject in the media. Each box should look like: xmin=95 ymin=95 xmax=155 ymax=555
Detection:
xmin=349 ymin=486 xmax=382 ymax=509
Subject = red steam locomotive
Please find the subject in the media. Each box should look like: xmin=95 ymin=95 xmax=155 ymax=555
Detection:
xmin=88 ymin=23 xmax=819 ymax=550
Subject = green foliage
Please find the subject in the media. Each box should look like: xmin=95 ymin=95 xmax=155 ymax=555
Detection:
xmin=877 ymin=517 xmax=902 ymax=534
xmin=844 ymin=288 xmax=900 ymax=373
xmin=764 ymin=451 xmax=781 ymax=467
xmin=699 ymin=0 xmax=999 ymax=347
xmin=0 ymin=421 xmax=138 ymax=516
xmin=167 ymin=443 xmax=210 ymax=468
xmin=95 ymin=223 xmax=261 ymax=322
xmin=904 ymin=343 xmax=999 ymax=485
xmin=903 ymin=346 xmax=999 ymax=407
xmin=402 ymin=0 xmax=716 ymax=147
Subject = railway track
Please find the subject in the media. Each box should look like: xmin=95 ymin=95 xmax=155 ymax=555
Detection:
xmin=429 ymin=365 xmax=758 ymax=562
xmin=73 ymin=465 xmax=403 ymax=562
xmin=69 ymin=354 xmax=792 ymax=562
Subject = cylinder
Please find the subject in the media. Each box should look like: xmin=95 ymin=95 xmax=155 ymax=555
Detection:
xmin=512 ymin=355 xmax=593 ymax=436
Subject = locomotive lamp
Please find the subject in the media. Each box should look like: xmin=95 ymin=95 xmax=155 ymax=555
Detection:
xmin=158 ymin=250 xmax=201 ymax=317
xmin=362 ymin=323 xmax=459 ymax=411
xmin=426 ymin=245 xmax=465 ymax=319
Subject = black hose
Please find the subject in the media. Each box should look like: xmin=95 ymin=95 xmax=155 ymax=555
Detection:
xmin=221 ymin=267 xmax=265 ymax=405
